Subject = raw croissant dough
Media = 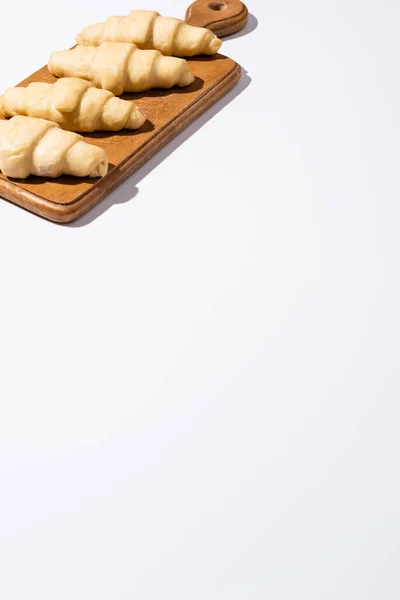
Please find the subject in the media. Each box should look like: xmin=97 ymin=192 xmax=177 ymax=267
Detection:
xmin=48 ymin=42 xmax=195 ymax=95
xmin=0 ymin=78 xmax=146 ymax=132
xmin=0 ymin=116 xmax=108 ymax=179
xmin=76 ymin=10 xmax=222 ymax=57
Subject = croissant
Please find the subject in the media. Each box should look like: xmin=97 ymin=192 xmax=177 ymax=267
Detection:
xmin=76 ymin=10 xmax=222 ymax=57
xmin=0 ymin=78 xmax=146 ymax=133
xmin=48 ymin=42 xmax=194 ymax=96
xmin=0 ymin=116 xmax=108 ymax=179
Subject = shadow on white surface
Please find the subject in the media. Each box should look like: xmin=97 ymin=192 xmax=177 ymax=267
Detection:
xmin=68 ymin=69 xmax=252 ymax=227
xmin=225 ymin=13 xmax=258 ymax=41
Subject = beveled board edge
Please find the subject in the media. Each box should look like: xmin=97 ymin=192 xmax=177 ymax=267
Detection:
xmin=185 ymin=0 xmax=249 ymax=37
xmin=0 ymin=61 xmax=241 ymax=223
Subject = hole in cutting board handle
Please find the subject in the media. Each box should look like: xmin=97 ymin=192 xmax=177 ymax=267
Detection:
xmin=208 ymin=2 xmax=227 ymax=10
xmin=185 ymin=0 xmax=249 ymax=37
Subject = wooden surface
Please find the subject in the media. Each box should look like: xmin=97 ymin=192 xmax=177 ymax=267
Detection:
xmin=186 ymin=0 xmax=249 ymax=37
xmin=0 ymin=1 xmax=248 ymax=223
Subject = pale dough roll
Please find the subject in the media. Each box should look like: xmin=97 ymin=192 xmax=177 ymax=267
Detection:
xmin=0 ymin=116 xmax=108 ymax=179
xmin=48 ymin=42 xmax=194 ymax=96
xmin=0 ymin=78 xmax=146 ymax=132
xmin=75 ymin=10 xmax=222 ymax=57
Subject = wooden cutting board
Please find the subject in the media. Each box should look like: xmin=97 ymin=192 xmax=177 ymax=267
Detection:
xmin=0 ymin=0 xmax=248 ymax=222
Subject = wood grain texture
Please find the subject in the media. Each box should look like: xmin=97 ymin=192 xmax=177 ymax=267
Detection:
xmin=0 ymin=2 xmax=247 ymax=222
xmin=186 ymin=0 xmax=248 ymax=37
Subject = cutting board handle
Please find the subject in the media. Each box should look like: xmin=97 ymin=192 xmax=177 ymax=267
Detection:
xmin=185 ymin=0 xmax=249 ymax=37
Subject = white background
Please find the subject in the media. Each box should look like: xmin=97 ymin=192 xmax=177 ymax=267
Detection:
xmin=1 ymin=0 xmax=399 ymax=598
